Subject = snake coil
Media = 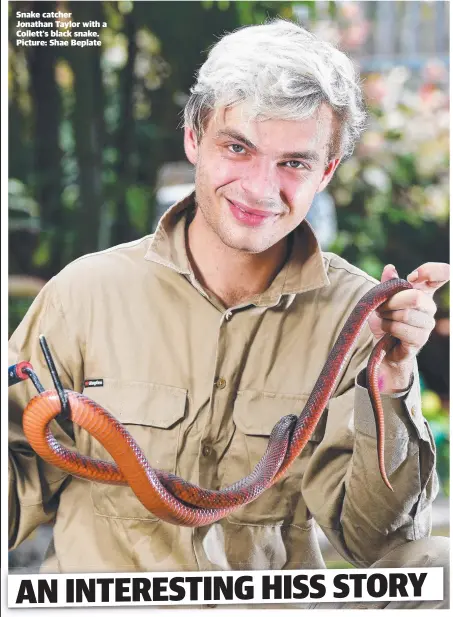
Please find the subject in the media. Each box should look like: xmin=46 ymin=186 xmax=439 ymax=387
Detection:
xmin=21 ymin=278 xmax=412 ymax=527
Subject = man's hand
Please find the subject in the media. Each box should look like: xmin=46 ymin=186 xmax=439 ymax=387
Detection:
xmin=367 ymin=262 xmax=450 ymax=393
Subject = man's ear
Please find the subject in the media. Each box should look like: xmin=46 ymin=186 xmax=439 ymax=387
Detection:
xmin=317 ymin=158 xmax=341 ymax=193
xmin=184 ymin=126 xmax=199 ymax=165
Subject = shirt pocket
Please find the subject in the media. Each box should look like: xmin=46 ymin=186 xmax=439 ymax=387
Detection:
xmin=223 ymin=390 xmax=326 ymax=527
xmin=78 ymin=379 xmax=187 ymax=521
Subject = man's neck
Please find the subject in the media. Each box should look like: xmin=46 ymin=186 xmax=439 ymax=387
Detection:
xmin=186 ymin=207 xmax=289 ymax=309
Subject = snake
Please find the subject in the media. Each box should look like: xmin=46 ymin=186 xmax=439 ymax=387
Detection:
xmin=21 ymin=278 xmax=412 ymax=527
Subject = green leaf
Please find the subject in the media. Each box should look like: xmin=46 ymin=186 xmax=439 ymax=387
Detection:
xmin=32 ymin=235 xmax=51 ymax=268
xmin=218 ymin=0 xmax=230 ymax=11
xmin=126 ymin=185 xmax=151 ymax=233
xmin=357 ymin=255 xmax=384 ymax=280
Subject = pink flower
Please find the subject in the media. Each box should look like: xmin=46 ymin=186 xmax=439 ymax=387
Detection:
xmin=422 ymin=60 xmax=448 ymax=85
xmin=364 ymin=75 xmax=388 ymax=106
xmin=341 ymin=22 xmax=370 ymax=49
xmin=340 ymin=2 xmax=362 ymax=21
xmin=356 ymin=132 xmax=385 ymax=157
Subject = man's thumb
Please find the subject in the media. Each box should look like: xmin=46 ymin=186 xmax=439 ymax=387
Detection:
xmin=381 ymin=263 xmax=399 ymax=283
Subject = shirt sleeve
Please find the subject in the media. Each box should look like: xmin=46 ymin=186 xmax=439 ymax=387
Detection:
xmin=8 ymin=277 xmax=84 ymax=549
xmin=301 ymin=325 xmax=439 ymax=567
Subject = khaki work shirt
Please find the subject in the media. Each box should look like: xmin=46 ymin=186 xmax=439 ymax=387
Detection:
xmin=9 ymin=193 xmax=438 ymax=575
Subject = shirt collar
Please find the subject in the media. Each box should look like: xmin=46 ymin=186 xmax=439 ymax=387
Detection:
xmin=145 ymin=192 xmax=193 ymax=276
xmin=145 ymin=191 xmax=330 ymax=305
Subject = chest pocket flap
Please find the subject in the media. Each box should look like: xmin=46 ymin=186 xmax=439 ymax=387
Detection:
xmin=80 ymin=379 xmax=187 ymax=521
xmin=223 ymin=390 xmax=326 ymax=526
xmin=233 ymin=389 xmax=326 ymax=442
xmin=82 ymin=379 xmax=187 ymax=428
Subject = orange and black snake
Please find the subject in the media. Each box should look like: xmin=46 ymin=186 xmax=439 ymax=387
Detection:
xmin=18 ymin=278 xmax=412 ymax=527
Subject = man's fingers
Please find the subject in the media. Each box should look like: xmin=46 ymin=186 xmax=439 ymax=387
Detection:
xmin=378 ymin=319 xmax=430 ymax=348
xmin=407 ymin=262 xmax=450 ymax=290
xmin=374 ymin=309 xmax=436 ymax=330
xmin=373 ymin=262 xmax=448 ymax=359
xmin=377 ymin=289 xmax=435 ymax=314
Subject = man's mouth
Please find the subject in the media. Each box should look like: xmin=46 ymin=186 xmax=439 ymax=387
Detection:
xmin=226 ymin=199 xmax=280 ymax=227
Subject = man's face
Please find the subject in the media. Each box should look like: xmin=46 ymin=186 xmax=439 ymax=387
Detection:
xmin=184 ymin=103 xmax=340 ymax=254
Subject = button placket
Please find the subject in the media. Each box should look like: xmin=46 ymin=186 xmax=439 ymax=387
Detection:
xmin=201 ymin=308 xmax=246 ymax=490
xmin=215 ymin=377 xmax=227 ymax=389
xmin=202 ymin=444 xmax=212 ymax=457
xmin=199 ymin=318 xmax=228 ymax=490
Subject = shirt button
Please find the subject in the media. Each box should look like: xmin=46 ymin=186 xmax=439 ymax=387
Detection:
xmin=225 ymin=310 xmax=233 ymax=321
xmin=411 ymin=405 xmax=417 ymax=416
xmin=202 ymin=445 xmax=212 ymax=457
xmin=215 ymin=377 xmax=226 ymax=389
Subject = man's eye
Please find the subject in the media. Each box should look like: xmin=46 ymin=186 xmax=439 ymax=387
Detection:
xmin=228 ymin=144 xmax=246 ymax=154
xmin=284 ymin=160 xmax=306 ymax=170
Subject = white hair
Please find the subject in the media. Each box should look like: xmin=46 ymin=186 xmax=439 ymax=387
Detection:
xmin=184 ymin=19 xmax=367 ymax=160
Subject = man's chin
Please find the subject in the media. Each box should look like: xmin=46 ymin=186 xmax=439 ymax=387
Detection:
xmin=218 ymin=230 xmax=273 ymax=254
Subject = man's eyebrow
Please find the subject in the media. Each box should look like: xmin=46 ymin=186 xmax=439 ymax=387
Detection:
xmin=215 ymin=129 xmax=320 ymax=163
xmin=280 ymin=150 xmax=320 ymax=163
xmin=215 ymin=129 xmax=257 ymax=150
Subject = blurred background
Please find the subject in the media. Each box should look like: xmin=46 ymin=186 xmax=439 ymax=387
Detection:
xmin=8 ymin=0 xmax=449 ymax=570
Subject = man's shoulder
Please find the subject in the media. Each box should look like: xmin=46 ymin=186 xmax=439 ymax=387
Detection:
xmin=46 ymin=235 xmax=158 ymax=308
xmin=68 ymin=234 xmax=154 ymax=269
xmin=56 ymin=235 xmax=155 ymax=284
xmin=320 ymin=252 xmax=380 ymax=307
xmin=322 ymin=251 xmax=379 ymax=288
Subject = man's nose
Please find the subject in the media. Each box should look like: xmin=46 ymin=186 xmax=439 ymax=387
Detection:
xmin=240 ymin=156 xmax=280 ymax=202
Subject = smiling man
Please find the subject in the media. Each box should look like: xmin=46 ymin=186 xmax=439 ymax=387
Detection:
xmin=9 ymin=19 xmax=449 ymax=609
xmin=188 ymin=104 xmax=337 ymax=252
xmin=185 ymin=103 xmax=340 ymax=310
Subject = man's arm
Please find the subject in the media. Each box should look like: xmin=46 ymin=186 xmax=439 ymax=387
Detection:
xmin=302 ymin=261 xmax=450 ymax=566
xmin=9 ymin=278 xmax=84 ymax=549
xmin=301 ymin=325 xmax=437 ymax=566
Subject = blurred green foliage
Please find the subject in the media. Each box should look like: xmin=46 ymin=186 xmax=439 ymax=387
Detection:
xmin=9 ymin=297 xmax=35 ymax=338
xmin=9 ymin=0 xmax=301 ymax=278
xmin=10 ymin=1 xmax=448 ymax=286
xmin=420 ymin=378 xmax=450 ymax=496
xmin=329 ymin=66 xmax=449 ymax=300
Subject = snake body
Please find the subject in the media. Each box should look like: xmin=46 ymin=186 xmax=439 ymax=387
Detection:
xmin=22 ymin=278 xmax=412 ymax=527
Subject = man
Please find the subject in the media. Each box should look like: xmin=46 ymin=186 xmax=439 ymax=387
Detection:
xmin=9 ymin=19 xmax=449 ymax=608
